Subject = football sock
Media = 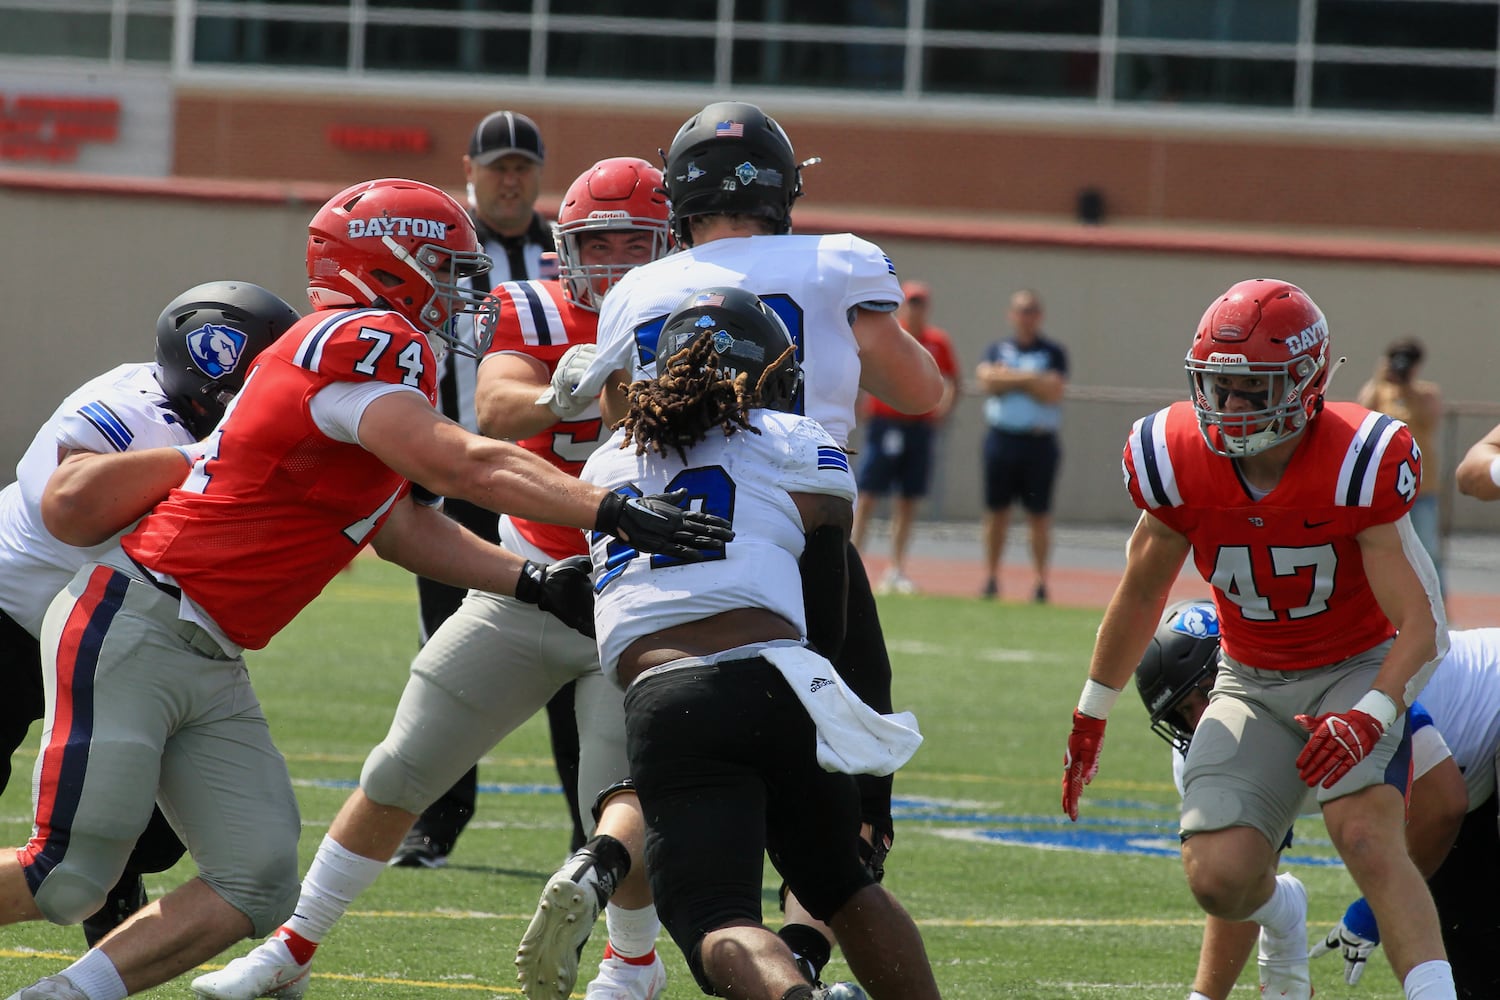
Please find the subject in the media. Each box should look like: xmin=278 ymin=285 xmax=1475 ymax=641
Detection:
xmin=1247 ymin=873 xmax=1302 ymax=943
xmin=1402 ymin=959 xmax=1455 ymax=998
xmin=61 ymin=949 xmax=127 ymax=1000
xmin=602 ymin=901 xmax=659 ymax=959
xmin=779 ymin=923 xmax=832 ymax=981
xmin=1188 ymin=993 xmax=1213 ymax=1000
xmin=280 ymin=834 xmax=386 ymax=951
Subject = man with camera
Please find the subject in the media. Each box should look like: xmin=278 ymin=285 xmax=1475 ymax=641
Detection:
xmin=1359 ymin=337 xmax=1445 ymax=590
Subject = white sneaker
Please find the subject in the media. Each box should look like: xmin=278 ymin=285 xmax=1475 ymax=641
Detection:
xmin=878 ymin=569 xmax=917 ymax=595
xmin=1257 ymin=874 xmax=1311 ymax=1000
xmin=515 ymin=858 xmax=607 ymax=999
xmin=583 ymin=948 xmax=666 ymax=1000
xmin=7 ymin=975 xmax=87 ymax=1000
xmin=191 ymin=937 xmax=312 ymax=1000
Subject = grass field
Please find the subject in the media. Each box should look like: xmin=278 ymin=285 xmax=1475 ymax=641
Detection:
xmin=0 ymin=557 xmax=1410 ymax=998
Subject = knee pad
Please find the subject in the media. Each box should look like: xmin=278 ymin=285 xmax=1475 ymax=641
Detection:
xmin=32 ymin=865 xmax=116 ymax=926
xmin=360 ymin=742 xmax=431 ymax=814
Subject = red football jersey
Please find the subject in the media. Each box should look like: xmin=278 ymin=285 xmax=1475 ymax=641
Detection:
xmin=482 ymin=279 xmax=602 ymax=559
xmin=1122 ymin=401 xmax=1421 ymax=670
xmin=865 ymin=324 xmax=959 ymax=422
xmin=124 ymin=308 xmax=439 ymax=649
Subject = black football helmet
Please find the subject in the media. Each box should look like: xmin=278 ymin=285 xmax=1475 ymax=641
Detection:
xmin=656 ymin=286 xmax=802 ymax=412
xmin=662 ymin=101 xmax=803 ymax=247
xmin=1134 ymin=599 xmax=1222 ymax=754
xmin=155 ymin=280 xmax=301 ymax=438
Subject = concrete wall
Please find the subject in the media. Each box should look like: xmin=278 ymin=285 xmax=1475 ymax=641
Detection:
xmin=5 ymin=176 xmax=1499 ymax=533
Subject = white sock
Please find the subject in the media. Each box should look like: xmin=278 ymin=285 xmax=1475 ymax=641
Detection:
xmin=1403 ymin=959 xmax=1456 ymax=999
xmin=282 ymin=834 xmax=386 ymax=943
xmin=1248 ymin=873 xmax=1302 ymax=943
xmin=603 ymin=902 xmax=660 ymax=959
xmin=60 ymin=949 xmax=128 ymax=1000
xmin=1188 ymin=992 xmax=1215 ymax=1000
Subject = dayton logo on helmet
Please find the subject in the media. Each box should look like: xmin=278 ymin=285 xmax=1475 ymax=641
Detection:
xmin=186 ymin=324 xmax=249 ymax=379
xmin=345 ymin=217 xmax=450 ymax=240
xmin=1284 ymin=319 xmax=1328 ymax=356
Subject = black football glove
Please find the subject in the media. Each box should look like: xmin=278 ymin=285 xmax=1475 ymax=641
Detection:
xmin=594 ymin=489 xmax=733 ymax=561
xmin=514 ymin=555 xmax=596 ymax=638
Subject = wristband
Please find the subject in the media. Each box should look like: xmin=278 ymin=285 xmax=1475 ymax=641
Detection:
xmin=1077 ymin=678 xmax=1121 ymax=720
xmin=1352 ymin=689 xmax=1400 ymax=730
xmin=1489 ymin=455 xmax=1500 ymax=489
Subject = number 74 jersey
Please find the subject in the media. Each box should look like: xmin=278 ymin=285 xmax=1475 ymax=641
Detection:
xmin=1123 ymin=400 xmax=1421 ymax=671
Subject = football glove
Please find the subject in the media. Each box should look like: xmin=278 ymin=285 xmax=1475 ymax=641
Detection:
xmin=535 ymin=343 xmax=598 ymax=420
xmin=1062 ymin=711 xmax=1107 ymax=821
xmin=1310 ymin=913 xmax=1379 ymax=985
xmin=514 ymin=556 xmax=596 ymax=638
xmin=1295 ymin=708 xmax=1385 ymax=789
xmin=594 ymin=489 xmax=733 ymax=562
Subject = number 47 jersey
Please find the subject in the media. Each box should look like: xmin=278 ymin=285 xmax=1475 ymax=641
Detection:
xmin=1123 ymin=400 xmax=1421 ymax=671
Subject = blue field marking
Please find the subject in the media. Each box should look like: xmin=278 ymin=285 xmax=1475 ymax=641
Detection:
xmin=293 ymin=784 xmax=1341 ymax=866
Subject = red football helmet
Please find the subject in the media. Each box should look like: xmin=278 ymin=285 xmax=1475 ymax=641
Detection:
xmin=306 ymin=178 xmax=497 ymax=356
xmin=1185 ymin=278 xmax=1332 ymax=457
xmin=553 ymin=157 xmax=671 ymax=311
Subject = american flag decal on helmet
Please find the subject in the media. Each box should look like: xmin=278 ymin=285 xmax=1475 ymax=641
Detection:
xmin=715 ymin=121 xmax=744 ymax=137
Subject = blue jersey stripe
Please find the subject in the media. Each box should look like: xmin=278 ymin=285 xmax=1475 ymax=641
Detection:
xmin=817 ymin=446 xmax=850 ymax=472
xmin=78 ymin=401 xmax=132 ymax=452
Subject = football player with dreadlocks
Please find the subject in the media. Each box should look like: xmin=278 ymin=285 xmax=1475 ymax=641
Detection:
xmin=576 ymin=286 xmax=938 ymax=1000
xmin=1138 ymin=600 xmax=1500 ymax=1000
xmin=549 ymin=98 xmax=945 ymax=989
xmin=0 ymin=177 xmax=729 ymax=1000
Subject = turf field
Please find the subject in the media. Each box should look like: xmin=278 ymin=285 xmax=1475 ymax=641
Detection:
xmin=0 ymin=556 xmax=1409 ymax=998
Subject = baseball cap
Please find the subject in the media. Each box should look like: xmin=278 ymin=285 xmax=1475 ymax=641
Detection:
xmin=468 ymin=110 xmax=545 ymax=166
xmin=902 ymin=279 xmax=931 ymax=302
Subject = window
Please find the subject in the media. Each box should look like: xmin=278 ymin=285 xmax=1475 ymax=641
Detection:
xmin=195 ymin=17 xmax=349 ymax=68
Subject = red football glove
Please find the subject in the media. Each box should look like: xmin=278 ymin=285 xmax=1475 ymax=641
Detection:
xmin=1062 ymin=711 xmax=1107 ymax=821
xmin=1295 ymin=709 xmax=1385 ymax=789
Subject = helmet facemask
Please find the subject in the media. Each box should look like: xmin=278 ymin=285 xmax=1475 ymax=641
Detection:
xmin=382 ymin=238 xmax=497 ymax=359
xmin=1187 ymin=349 xmax=1327 ymax=458
xmin=555 ymin=221 xmax=671 ymax=312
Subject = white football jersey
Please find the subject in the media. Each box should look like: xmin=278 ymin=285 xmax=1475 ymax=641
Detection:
xmin=1406 ymin=628 xmax=1500 ymax=810
xmin=0 ymin=363 xmax=194 ymax=636
xmin=581 ymin=410 xmax=857 ymax=682
xmin=578 ymin=233 xmax=902 ymax=448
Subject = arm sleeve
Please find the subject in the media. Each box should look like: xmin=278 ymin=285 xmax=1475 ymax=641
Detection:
xmin=308 ymin=380 xmax=427 ymax=446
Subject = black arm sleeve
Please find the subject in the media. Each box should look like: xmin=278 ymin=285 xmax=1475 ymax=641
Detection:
xmin=800 ymin=524 xmax=849 ymax=662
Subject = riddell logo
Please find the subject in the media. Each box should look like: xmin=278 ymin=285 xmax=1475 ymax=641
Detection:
xmin=1206 ymin=352 xmax=1247 ymax=364
xmin=346 ymin=217 xmax=449 ymax=240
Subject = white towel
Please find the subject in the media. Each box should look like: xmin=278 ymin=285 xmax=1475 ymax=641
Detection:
xmin=761 ymin=644 xmax=923 ymax=776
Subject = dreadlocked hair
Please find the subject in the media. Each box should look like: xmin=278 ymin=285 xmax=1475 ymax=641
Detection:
xmin=619 ymin=333 xmax=796 ymax=464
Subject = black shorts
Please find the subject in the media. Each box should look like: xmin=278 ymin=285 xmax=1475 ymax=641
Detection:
xmin=856 ymin=419 xmax=935 ymax=498
xmin=983 ymin=429 xmax=1060 ymax=514
xmin=623 ymin=654 xmax=873 ymax=984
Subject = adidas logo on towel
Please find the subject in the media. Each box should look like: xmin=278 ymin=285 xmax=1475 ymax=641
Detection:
xmin=809 ymin=677 xmax=834 ymax=693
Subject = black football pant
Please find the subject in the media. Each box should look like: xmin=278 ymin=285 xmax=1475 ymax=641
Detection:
xmin=412 ymin=497 xmax=585 ymax=855
xmin=1426 ymin=789 xmax=1500 ymax=998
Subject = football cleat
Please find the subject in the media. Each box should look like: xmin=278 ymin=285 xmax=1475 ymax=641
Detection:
xmin=388 ymin=830 xmax=449 ymax=869
xmin=190 ymin=937 xmax=312 ymax=1000
xmin=813 ymin=984 xmax=868 ymax=1000
xmin=1257 ymin=874 xmax=1311 ymax=1000
xmin=6 ymin=975 xmax=88 ymax=1000
xmin=582 ymin=946 xmax=666 ymax=1000
xmin=516 ymin=848 xmax=614 ymax=998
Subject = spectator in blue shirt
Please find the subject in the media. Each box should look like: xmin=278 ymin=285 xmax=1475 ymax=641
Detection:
xmin=975 ymin=288 xmax=1069 ymax=602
